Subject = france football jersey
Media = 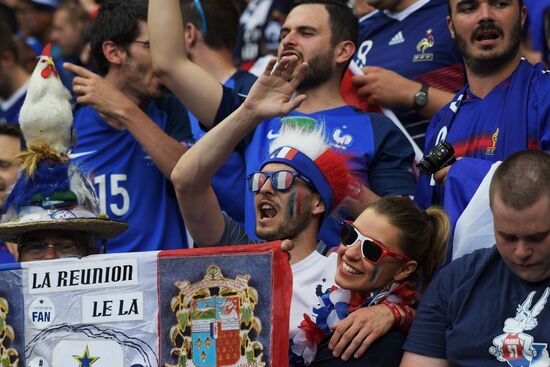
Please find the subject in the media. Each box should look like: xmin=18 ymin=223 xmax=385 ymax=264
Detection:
xmin=71 ymin=94 xmax=191 ymax=253
xmin=354 ymin=0 xmax=465 ymax=148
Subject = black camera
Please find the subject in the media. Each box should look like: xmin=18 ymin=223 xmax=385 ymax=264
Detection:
xmin=417 ymin=140 xmax=456 ymax=175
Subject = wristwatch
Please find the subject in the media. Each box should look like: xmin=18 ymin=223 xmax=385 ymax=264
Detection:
xmin=413 ymin=84 xmax=429 ymax=110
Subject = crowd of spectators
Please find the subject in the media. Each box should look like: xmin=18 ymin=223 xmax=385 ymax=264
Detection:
xmin=0 ymin=0 xmax=549 ymax=366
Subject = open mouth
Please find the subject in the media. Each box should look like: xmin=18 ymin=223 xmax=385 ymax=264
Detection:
xmin=258 ymin=201 xmax=278 ymax=220
xmin=476 ymin=31 xmax=499 ymax=42
xmin=342 ymin=261 xmax=362 ymax=275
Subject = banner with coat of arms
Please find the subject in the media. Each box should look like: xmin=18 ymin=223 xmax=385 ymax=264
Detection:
xmin=0 ymin=242 xmax=292 ymax=367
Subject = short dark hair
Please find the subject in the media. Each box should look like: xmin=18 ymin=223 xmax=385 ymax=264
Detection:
xmin=89 ymin=0 xmax=148 ymax=75
xmin=0 ymin=22 xmax=20 ymax=63
xmin=181 ymin=0 xmax=241 ymax=51
xmin=490 ymin=150 xmax=550 ymax=210
xmin=292 ymin=0 xmax=358 ymax=48
xmin=447 ymin=0 xmax=524 ymax=16
xmin=0 ymin=123 xmax=22 ymax=139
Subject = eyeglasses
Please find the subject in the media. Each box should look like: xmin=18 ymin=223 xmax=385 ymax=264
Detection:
xmin=131 ymin=40 xmax=150 ymax=49
xmin=248 ymin=170 xmax=311 ymax=192
xmin=18 ymin=241 xmax=85 ymax=260
xmin=339 ymin=220 xmax=411 ymax=264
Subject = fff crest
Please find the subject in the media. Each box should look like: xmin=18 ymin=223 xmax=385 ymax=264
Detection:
xmin=166 ymin=265 xmax=265 ymax=367
xmin=0 ymin=296 xmax=19 ymax=367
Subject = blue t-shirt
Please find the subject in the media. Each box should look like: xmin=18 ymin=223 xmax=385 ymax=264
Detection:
xmin=188 ymin=69 xmax=256 ymax=225
xmin=404 ymin=246 xmax=550 ymax=367
xmin=416 ymin=60 xmax=550 ymax=209
xmin=354 ymin=0 xmax=465 ymax=148
xmin=214 ymin=93 xmax=416 ymax=246
xmin=71 ymin=94 xmax=192 ymax=253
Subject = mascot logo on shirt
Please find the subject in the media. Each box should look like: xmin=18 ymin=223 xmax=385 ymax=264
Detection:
xmin=413 ymin=29 xmax=435 ymax=62
xmin=489 ymin=287 xmax=550 ymax=367
xmin=486 ymin=128 xmax=499 ymax=156
xmin=165 ymin=265 xmax=265 ymax=367
xmin=0 ymin=297 xmax=19 ymax=367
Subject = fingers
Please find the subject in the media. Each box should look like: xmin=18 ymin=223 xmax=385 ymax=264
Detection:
xmin=348 ymin=330 xmax=379 ymax=360
xmin=262 ymin=58 xmax=278 ymax=77
xmin=288 ymin=61 xmax=308 ymax=90
xmin=280 ymin=239 xmax=294 ymax=252
xmin=433 ymin=165 xmax=451 ymax=184
xmin=280 ymin=94 xmax=307 ymax=115
xmin=63 ymin=62 xmax=95 ymax=78
xmin=330 ymin=322 xmax=361 ymax=358
xmin=328 ymin=317 xmax=351 ymax=349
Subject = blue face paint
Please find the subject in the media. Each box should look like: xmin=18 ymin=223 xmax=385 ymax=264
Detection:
xmin=288 ymin=192 xmax=296 ymax=218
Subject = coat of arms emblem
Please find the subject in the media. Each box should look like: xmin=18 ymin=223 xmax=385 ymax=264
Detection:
xmin=165 ymin=265 xmax=264 ymax=367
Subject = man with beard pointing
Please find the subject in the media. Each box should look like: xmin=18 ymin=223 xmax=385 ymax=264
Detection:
xmin=414 ymin=0 xmax=550 ymax=262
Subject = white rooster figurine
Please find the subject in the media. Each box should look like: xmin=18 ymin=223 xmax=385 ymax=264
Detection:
xmin=18 ymin=43 xmax=73 ymax=175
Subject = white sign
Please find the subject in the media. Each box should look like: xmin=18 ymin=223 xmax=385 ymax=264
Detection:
xmin=82 ymin=292 xmax=143 ymax=323
xmin=28 ymin=258 xmax=138 ymax=294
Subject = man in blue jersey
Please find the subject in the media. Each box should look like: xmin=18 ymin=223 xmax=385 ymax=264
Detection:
xmin=172 ymin=55 xmax=411 ymax=363
xmin=401 ymin=150 xmax=550 ymax=367
xmin=350 ymin=0 xmax=466 ymax=148
xmin=415 ymin=0 xmax=550 ymax=262
xmin=180 ymin=0 xmax=256 ymax=225
xmin=0 ymin=22 xmax=30 ymax=124
xmin=64 ymin=0 xmax=192 ymax=253
xmin=149 ymin=0 xmax=417 ymax=248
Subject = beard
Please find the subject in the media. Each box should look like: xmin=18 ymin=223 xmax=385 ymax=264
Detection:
xmin=298 ymin=48 xmax=335 ymax=92
xmin=454 ymin=18 xmax=522 ymax=76
xmin=256 ymin=194 xmax=314 ymax=242
xmin=121 ymin=56 xmax=166 ymax=101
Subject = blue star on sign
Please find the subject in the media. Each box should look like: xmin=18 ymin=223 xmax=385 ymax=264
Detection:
xmin=72 ymin=345 xmax=99 ymax=367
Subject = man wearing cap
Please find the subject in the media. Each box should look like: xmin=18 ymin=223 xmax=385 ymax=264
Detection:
xmin=0 ymin=159 xmax=128 ymax=262
xmin=172 ymin=56 xmax=402 ymax=362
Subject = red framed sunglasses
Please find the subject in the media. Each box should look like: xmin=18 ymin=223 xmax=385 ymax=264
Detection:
xmin=339 ymin=220 xmax=411 ymax=264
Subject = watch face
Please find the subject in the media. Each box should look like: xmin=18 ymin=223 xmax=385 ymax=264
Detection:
xmin=415 ymin=92 xmax=428 ymax=107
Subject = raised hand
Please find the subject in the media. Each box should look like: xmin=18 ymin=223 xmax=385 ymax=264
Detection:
xmin=64 ymin=62 xmax=136 ymax=130
xmin=242 ymin=56 xmax=308 ymax=121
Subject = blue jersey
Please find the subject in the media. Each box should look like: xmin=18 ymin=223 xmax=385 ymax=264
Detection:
xmin=417 ymin=60 xmax=550 ymax=208
xmin=354 ymin=0 xmax=465 ymax=148
xmin=71 ymin=94 xmax=192 ymax=253
xmin=236 ymin=105 xmax=416 ymax=245
xmin=0 ymin=84 xmax=27 ymax=124
xmin=188 ymin=69 xmax=256 ymax=225
xmin=416 ymin=60 xmax=550 ymax=261
xmin=404 ymin=246 xmax=550 ymax=367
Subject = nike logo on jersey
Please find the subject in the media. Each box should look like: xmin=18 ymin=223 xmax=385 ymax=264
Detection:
xmin=267 ymin=130 xmax=279 ymax=139
xmin=69 ymin=150 xmax=97 ymax=159
xmin=389 ymin=31 xmax=405 ymax=46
